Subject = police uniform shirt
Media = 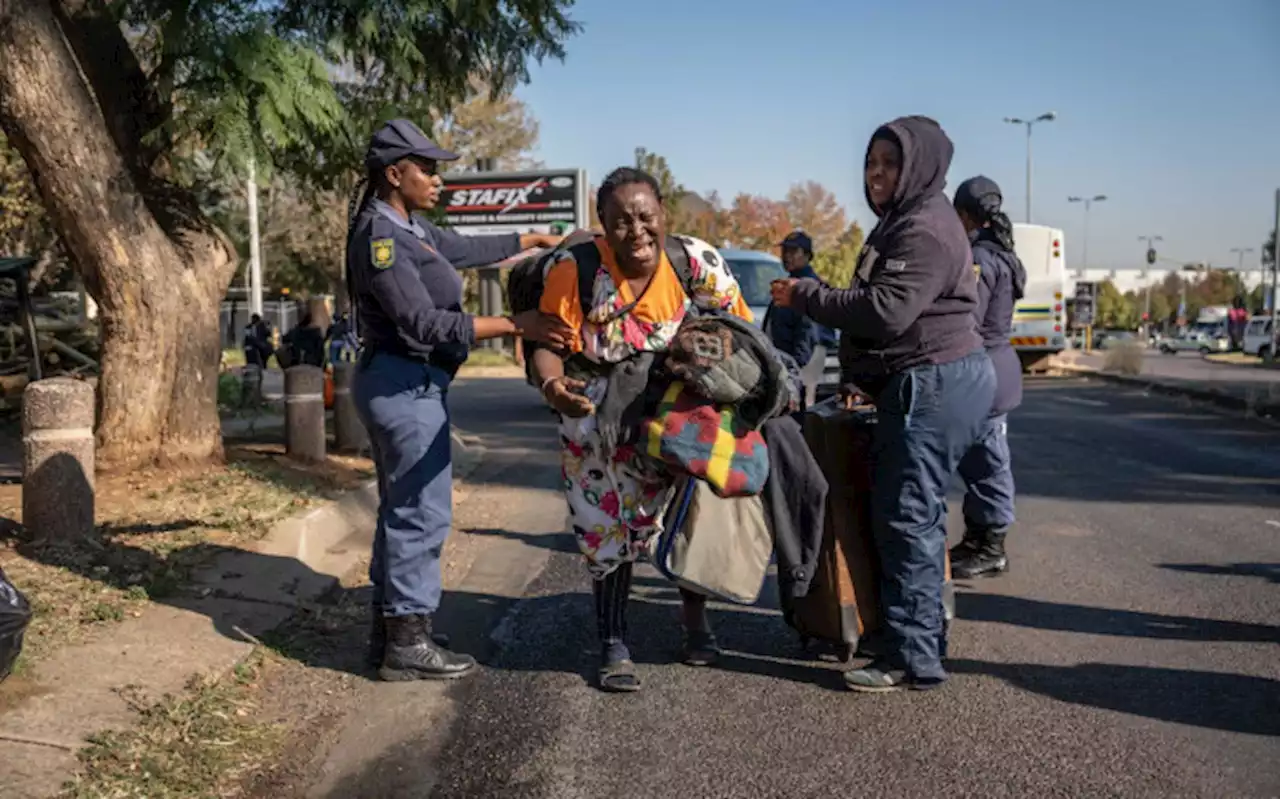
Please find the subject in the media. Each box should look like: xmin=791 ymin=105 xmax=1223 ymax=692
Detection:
xmin=349 ymin=198 xmax=522 ymax=369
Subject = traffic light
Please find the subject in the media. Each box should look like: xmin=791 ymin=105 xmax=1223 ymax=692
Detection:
xmin=1142 ymin=312 xmax=1150 ymax=321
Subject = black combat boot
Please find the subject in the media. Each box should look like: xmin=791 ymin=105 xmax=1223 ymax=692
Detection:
xmin=951 ymin=527 xmax=1009 ymax=579
xmin=367 ymin=607 xmax=452 ymax=669
xmin=377 ymin=614 xmax=475 ymax=681
xmin=948 ymin=528 xmax=982 ymax=565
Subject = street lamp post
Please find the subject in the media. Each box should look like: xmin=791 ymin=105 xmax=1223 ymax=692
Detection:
xmin=1229 ymin=247 xmax=1255 ymax=300
xmin=1004 ymin=112 xmax=1056 ymax=223
xmin=1068 ymin=194 xmax=1108 ymax=271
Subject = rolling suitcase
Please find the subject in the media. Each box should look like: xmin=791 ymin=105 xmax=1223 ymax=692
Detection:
xmin=782 ymin=399 xmax=954 ymax=661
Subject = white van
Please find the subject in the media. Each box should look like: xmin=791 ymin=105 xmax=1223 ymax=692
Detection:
xmin=1243 ymin=315 xmax=1275 ymax=359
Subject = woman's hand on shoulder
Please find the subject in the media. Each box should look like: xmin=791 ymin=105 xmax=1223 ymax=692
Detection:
xmin=542 ymin=376 xmax=594 ymax=418
xmin=512 ymin=310 xmax=574 ymax=348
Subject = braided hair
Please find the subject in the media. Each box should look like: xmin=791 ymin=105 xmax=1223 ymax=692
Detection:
xmin=344 ymin=169 xmax=379 ymax=338
xmin=954 ymin=176 xmax=1026 ymax=300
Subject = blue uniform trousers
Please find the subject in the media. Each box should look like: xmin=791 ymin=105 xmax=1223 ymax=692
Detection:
xmin=957 ymin=414 xmax=1016 ymax=531
xmin=353 ymin=352 xmax=454 ymax=618
xmin=871 ymin=350 xmax=995 ymax=681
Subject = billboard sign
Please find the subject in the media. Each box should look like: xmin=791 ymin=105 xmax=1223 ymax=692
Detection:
xmin=439 ymin=169 xmax=588 ymax=235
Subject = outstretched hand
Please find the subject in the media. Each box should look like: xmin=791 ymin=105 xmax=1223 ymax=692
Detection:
xmin=543 ymin=376 xmax=594 ymax=418
xmin=770 ymin=278 xmax=799 ymax=308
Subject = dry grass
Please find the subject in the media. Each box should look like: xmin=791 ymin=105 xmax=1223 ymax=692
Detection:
xmin=0 ymin=444 xmax=374 ymax=671
xmin=59 ymin=650 xmax=284 ymax=799
xmin=1103 ymin=341 xmax=1146 ymax=376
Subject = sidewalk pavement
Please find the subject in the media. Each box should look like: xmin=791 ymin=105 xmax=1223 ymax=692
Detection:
xmin=0 ymin=431 xmax=487 ymax=798
xmin=1056 ymin=352 xmax=1280 ymax=418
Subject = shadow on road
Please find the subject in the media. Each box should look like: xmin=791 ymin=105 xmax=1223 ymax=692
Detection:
xmin=1158 ymin=562 xmax=1280 ymax=585
xmin=947 ymin=659 xmax=1280 ymax=737
xmin=958 ymin=592 xmax=1280 ymax=645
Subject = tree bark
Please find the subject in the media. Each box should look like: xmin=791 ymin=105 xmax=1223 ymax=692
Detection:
xmin=0 ymin=0 xmax=236 ymax=471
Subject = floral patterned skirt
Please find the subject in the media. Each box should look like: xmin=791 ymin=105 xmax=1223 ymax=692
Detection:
xmin=559 ymin=376 xmax=675 ymax=578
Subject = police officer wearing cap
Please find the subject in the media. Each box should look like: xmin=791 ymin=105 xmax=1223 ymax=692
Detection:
xmin=949 ymin=175 xmax=1026 ymax=580
xmin=347 ymin=119 xmax=571 ymax=681
xmin=764 ymin=231 xmax=838 ymax=407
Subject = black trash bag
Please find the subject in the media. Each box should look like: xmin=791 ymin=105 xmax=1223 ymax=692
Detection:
xmin=0 ymin=566 xmax=31 ymax=682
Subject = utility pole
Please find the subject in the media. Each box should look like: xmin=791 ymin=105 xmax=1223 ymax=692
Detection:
xmin=1004 ymin=112 xmax=1057 ymax=223
xmin=1271 ymin=189 xmax=1279 ymax=360
xmin=247 ymin=158 xmax=263 ymax=318
xmin=1139 ymin=235 xmax=1162 ymax=333
xmin=1068 ymin=194 xmax=1108 ymax=271
xmin=1229 ymin=246 xmax=1254 ymax=300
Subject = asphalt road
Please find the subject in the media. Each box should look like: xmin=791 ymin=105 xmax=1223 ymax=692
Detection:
xmin=326 ymin=374 xmax=1280 ymax=799
xmin=1074 ymin=348 xmax=1280 ymax=387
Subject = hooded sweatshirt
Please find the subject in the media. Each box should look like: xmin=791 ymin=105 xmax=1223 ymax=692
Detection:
xmin=791 ymin=116 xmax=981 ymax=392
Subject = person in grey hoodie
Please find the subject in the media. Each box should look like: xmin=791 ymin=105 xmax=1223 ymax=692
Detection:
xmin=771 ymin=115 xmax=995 ymax=692
xmin=950 ymin=176 xmax=1026 ymax=580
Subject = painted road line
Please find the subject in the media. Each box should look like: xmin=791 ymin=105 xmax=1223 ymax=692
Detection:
xmin=1266 ymin=520 xmax=1280 ymax=529
xmin=1054 ymin=395 xmax=1109 ymax=408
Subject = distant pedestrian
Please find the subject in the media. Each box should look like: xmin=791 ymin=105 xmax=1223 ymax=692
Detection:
xmin=347 ymin=118 xmax=569 ymax=681
xmin=949 ymin=176 xmax=1026 ymax=580
xmin=327 ymin=311 xmax=357 ymax=363
xmin=771 ymin=115 xmax=995 ymax=693
xmin=763 ymin=230 xmax=837 ymax=408
xmin=281 ymin=312 xmax=326 ymax=368
xmin=242 ymin=313 xmax=272 ymax=368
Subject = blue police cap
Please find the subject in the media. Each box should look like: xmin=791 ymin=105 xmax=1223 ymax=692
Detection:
xmin=954 ymin=175 xmax=1003 ymax=215
xmin=364 ymin=119 xmax=459 ymax=170
xmin=779 ymin=230 xmax=813 ymax=254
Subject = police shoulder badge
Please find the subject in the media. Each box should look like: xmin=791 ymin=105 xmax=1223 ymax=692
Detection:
xmin=371 ymin=238 xmax=396 ymax=270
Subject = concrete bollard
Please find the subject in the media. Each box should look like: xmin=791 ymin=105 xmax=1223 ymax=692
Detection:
xmin=285 ymin=365 xmax=326 ymax=462
xmin=331 ymin=361 xmax=368 ymax=453
xmin=23 ymin=378 xmax=94 ymax=540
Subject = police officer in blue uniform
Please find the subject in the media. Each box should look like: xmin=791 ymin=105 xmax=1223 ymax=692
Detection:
xmin=347 ymin=119 xmax=571 ymax=681
xmin=950 ymin=176 xmax=1026 ymax=579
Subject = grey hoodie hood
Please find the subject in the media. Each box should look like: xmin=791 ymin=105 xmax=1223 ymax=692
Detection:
xmin=864 ymin=115 xmax=955 ymax=217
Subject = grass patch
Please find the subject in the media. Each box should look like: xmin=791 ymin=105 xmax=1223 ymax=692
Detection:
xmin=462 ymin=347 xmax=517 ymax=367
xmin=59 ymin=650 xmax=284 ymax=799
xmin=0 ymin=445 xmax=374 ymax=668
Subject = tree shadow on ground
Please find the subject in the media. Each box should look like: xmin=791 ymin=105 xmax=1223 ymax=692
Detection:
xmin=957 ymin=592 xmax=1280 ymax=645
xmin=947 ymin=659 xmax=1280 ymax=737
xmin=1158 ymin=562 xmax=1280 ymax=585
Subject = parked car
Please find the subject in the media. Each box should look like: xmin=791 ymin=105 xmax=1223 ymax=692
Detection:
xmin=1097 ymin=330 xmax=1143 ymax=350
xmin=1158 ymin=331 xmax=1229 ymax=355
xmin=1242 ymin=315 xmax=1275 ymax=359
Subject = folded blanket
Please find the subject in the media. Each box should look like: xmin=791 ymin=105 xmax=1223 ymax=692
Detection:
xmin=665 ymin=314 xmax=791 ymax=429
xmin=641 ymin=381 xmax=769 ymax=498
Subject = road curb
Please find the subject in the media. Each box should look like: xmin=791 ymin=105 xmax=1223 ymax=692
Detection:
xmin=257 ymin=428 xmax=488 ymax=591
xmin=1059 ymin=365 xmax=1280 ymax=418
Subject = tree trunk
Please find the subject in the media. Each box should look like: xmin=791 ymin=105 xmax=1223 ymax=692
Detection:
xmin=0 ymin=0 xmax=236 ymax=471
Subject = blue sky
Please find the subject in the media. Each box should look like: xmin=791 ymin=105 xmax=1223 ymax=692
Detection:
xmin=518 ymin=0 xmax=1280 ymax=274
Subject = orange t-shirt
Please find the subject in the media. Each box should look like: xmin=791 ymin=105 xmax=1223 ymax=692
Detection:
xmin=538 ymin=239 xmax=752 ymax=354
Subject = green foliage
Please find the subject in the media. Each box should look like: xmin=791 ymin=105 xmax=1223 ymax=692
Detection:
xmin=812 ymin=223 xmax=865 ymax=288
xmin=633 ymin=147 xmax=689 ymax=223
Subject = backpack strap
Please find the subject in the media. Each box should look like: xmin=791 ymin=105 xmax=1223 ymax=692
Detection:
xmin=663 ymin=235 xmax=695 ymax=298
xmin=570 ymin=234 xmax=698 ymax=319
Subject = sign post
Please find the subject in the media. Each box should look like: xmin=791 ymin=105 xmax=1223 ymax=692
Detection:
xmin=1073 ymin=281 xmax=1097 ymax=352
xmin=438 ymin=168 xmax=589 ymax=351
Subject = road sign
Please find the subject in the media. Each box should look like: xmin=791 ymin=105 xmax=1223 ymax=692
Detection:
xmin=1074 ymin=281 xmax=1097 ymax=301
xmin=439 ymin=168 xmax=589 ymax=235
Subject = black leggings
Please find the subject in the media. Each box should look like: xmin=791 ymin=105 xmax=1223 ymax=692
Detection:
xmin=593 ymin=563 xmax=702 ymax=645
